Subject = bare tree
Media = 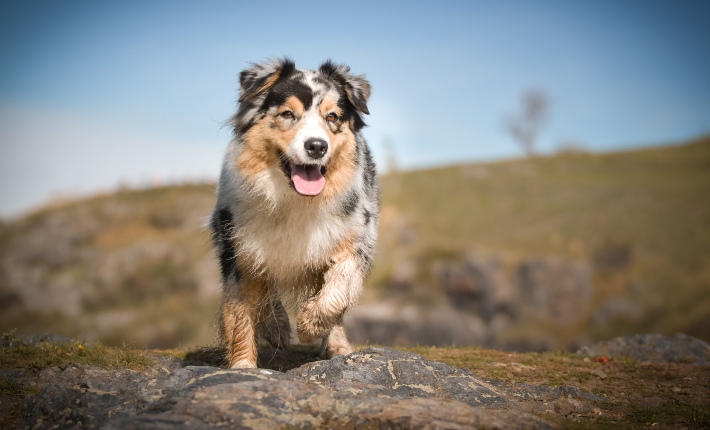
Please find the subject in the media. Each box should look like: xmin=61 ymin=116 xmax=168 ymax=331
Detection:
xmin=506 ymin=90 xmax=548 ymax=157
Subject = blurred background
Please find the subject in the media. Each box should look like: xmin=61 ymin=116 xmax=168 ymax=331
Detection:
xmin=1 ymin=1 xmax=709 ymax=351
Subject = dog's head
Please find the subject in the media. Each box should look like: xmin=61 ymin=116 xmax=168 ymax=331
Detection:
xmin=230 ymin=58 xmax=370 ymax=197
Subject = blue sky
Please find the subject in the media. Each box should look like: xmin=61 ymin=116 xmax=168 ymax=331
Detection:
xmin=1 ymin=0 xmax=709 ymax=217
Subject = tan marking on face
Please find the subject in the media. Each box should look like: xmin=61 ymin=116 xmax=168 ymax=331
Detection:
xmin=322 ymin=137 xmax=357 ymax=199
xmin=319 ymin=97 xmax=343 ymax=133
xmin=319 ymin=97 xmax=340 ymax=118
xmin=236 ymin=96 xmax=305 ymax=177
xmin=277 ymin=96 xmax=305 ymax=122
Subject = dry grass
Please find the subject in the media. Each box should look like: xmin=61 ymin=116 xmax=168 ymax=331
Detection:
xmin=404 ymin=345 xmax=710 ymax=429
xmin=0 ymin=331 xmax=153 ymax=377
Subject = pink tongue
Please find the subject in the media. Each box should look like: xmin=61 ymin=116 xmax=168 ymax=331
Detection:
xmin=291 ymin=164 xmax=325 ymax=196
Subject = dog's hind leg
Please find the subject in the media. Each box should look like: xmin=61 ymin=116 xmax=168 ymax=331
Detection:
xmin=219 ymin=278 xmax=267 ymax=369
xmin=258 ymin=293 xmax=291 ymax=349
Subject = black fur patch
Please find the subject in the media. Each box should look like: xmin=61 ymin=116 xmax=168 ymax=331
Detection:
xmin=340 ymin=190 xmax=360 ymax=218
xmin=318 ymin=60 xmax=369 ymax=113
xmin=260 ymin=74 xmax=314 ymax=113
xmin=211 ymin=207 xmax=240 ymax=282
xmin=356 ymin=246 xmax=373 ymax=269
xmin=362 ymin=144 xmax=377 ymax=192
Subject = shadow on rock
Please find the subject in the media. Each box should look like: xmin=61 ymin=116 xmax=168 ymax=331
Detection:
xmin=182 ymin=344 xmax=322 ymax=371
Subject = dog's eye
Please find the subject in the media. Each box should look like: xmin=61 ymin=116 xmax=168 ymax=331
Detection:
xmin=326 ymin=112 xmax=338 ymax=122
xmin=280 ymin=110 xmax=295 ymax=120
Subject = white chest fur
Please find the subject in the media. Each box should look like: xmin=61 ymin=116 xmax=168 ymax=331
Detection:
xmin=232 ymin=171 xmax=352 ymax=280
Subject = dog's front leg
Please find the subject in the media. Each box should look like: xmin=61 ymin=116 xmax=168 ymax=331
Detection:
xmin=297 ymin=255 xmax=362 ymax=355
xmin=319 ymin=323 xmax=353 ymax=359
xmin=219 ymin=277 xmax=267 ymax=369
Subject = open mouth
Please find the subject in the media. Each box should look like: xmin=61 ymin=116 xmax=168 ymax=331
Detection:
xmin=279 ymin=153 xmax=327 ymax=196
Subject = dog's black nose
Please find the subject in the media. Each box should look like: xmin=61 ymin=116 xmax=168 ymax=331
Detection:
xmin=304 ymin=138 xmax=328 ymax=159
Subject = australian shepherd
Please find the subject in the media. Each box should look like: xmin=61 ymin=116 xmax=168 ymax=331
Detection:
xmin=210 ymin=58 xmax=379 ymax=368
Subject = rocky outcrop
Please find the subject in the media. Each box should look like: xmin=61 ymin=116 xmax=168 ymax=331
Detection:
xmin=6 ymin=345 xmax=603 ymax=429
xmin=347 ymin=255 xmax=595 ymax=351
xmin=345 ymin=301 xmax=490 ymax=348
xmin=7 ymin=333 xmax=708 ymax=429
xmin=577 ymin=332 xmax=710 ymax=366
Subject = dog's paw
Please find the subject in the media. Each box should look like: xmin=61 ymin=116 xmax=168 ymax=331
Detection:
xmin=296 ymin=330 xmax=315 ymax=344
xmin=229 ymin=358 xmax=257 ymax=369
xmin=322 ymin=342 xmax=353 ymax=359
xmin=297 ymin=301 xmax=330 ymax=344
xmin=319 ymin=325 xmax=353 ymax=359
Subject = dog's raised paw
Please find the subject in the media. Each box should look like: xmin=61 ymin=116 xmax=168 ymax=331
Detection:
xmin=297 ymin=301 xmax=331 ymax=344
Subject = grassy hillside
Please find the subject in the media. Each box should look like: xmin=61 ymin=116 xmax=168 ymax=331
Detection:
xmin=373 ymin=136 xmax=710 ymax=344
xmin=1 ymin=137 xmax=708 ymax=348
xmin=0 ymin=184 xmax=220 ymax=347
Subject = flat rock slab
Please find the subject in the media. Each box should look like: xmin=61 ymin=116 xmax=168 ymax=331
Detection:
xmin=577 ymin=332 xmax=710 ymax=365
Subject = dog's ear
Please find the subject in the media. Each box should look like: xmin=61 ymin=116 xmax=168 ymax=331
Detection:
xmin=318 ymin=60 xmax=371 ymax=115
xmin=238 ymin=58 xmax=296 ymax=104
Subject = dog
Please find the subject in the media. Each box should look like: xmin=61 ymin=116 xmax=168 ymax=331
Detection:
xmin=210 ymin=58 xmax=379 ymax=368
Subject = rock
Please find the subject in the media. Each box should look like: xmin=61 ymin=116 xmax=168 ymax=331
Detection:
xmin=590 ymin=368 xmax=607 ymax=379
xmin=516 ymin=259 xmax=592 ymax=325
xmin=437 ymin=256 xmax=502 ymax=321
xmin=4 ymin=346 xmax=573 ymax=429
xmin=590 ymin=297 xmax=642 ymax=329
xmin=577 ymin=333 xmax=710 ymax=365
xmin=639 ymin=396 xmax=668 ymax=408
xmin=287 ymin=347 xmax=516 ymax=408
xmin=348 ymin=254 xmax=596 ymax=352
xmin=345 ymin=302 xmax=490 ymax=347
xmin=553 ymin=398 xmax=576 ymax=416
xmin=552 ymin=397 xmax=593 ymax=417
